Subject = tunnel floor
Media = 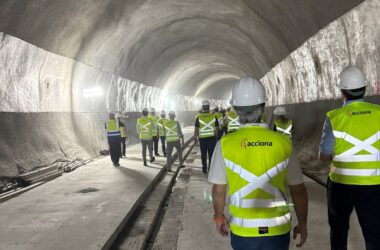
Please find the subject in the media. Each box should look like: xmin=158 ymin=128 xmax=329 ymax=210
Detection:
xmin=0 ymin=131 xmax=365 ymax=250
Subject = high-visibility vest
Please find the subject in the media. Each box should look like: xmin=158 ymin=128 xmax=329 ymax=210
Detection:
xmin=215 ymin=112 xmax=223 ymax=128
xmin=148 ymin=114 xmax=159 ymax=134
xmin=227 ymin=111 xmax=239 ymax=132
xmin=221 ymin=126 xmax=292 ymax=237
xmin=327 ymin=102 xmax=380 ymax=185
xmin=165 ymin=120 xmax=180 ymax=142
xmin=120 ymin=125 xmax=127 ymax=138
xmin=106 ymin=119 xmax=121 ymax=137
xmin=137 ymin=117 xmax=153 ymax=139
xmin=198 ymin=113 xmax=216 ymax=138
xmin=274 ymin=118 xmax=293 ymax=139
xmin=158 ymin=118 xmax=169 ymax=137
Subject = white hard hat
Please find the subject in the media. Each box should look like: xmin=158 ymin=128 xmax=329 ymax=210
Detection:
xmin=230 ymin=77 xmax=266 ymax=106
xmin=202 ymin=100 xmax=210 ymax=106
xmin=160 ymin=111 xmax=166 ymax=116
xmin=142 ymin=108 xmax=149 ymax=112
xmin=339 ymin=66 xmax=367 ymax=90
xmin=274 ymin=107 xmax=286 ymax=116
xmin=150 ymin=108 xmax=156 ymax=113
xmin=115 ymin=113 xmax=122 ymax=118
xmin=169 ymin=111 xmax=176 ymax=116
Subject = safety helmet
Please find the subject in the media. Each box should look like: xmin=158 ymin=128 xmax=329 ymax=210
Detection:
xmin=273 ymin=107 xmax=287 ymax=116
xmin=160 ymin=111 xmax=166 ymax=116
xmin=150 ymin=108 xmax=156 ymax=113
xmin=169 ymin=111 xmax=176 ymax=116
xmin=202 ymin=100 xmax=210 ymax=106
xmin=339 ymin=66 xmax=367 ymax=90
xmin=142 ymin=108 xmax=149 ymax=112
xmin=115 ymin=113 xmax=122 ymax=119
xmin=230 ymin=77 xmax=266 ymax=107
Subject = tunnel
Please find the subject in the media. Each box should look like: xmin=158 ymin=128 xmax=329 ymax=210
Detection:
xmin=0 ymin=0 xmax=379 ymax=249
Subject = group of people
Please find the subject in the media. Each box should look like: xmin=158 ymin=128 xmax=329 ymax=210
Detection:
xmin=208 ymin=66 xmax=380 ymax=250
xmin=194 ymin=99 xmax=293 ymax=175
xmin=136 ymin=108 xmax=185 ymax=171
xmin=105 ymin=108 xmax=185 ymax=171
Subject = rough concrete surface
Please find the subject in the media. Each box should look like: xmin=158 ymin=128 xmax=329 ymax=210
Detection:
xmin=0 ymin=143 xmax=166 ymax=250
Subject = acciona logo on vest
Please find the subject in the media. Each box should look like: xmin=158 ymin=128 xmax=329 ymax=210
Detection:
xmin=347 ymin=110 xmax=372 ymax=117
xmin=241 ymin=138 xmax=273 ymax=149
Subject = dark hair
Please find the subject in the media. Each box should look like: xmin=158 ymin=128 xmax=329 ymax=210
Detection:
xmin=142 ymin=111 xmax=149 ymax=116
xmin=342 ymin=87 xmax=366 ymax=100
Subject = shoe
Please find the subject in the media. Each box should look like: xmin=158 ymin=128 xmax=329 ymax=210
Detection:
xmin=202 ymin=169 xmax=207 ymax=174
xmin=180 ymin=165 xmax=186 ymax=168
xmin=150 ymin=157 xmax=155 ymax=163
xmin=164 ymin=154 xmax=167 ymax=157
xmin=167 ymin=169 xmax=172 ymax=172
xmin=155 ymin=153 xmax=160 ymax=157
xmin=114 ymin=163 xmax=120 ymax=167
xmin=144 ymin=161 xmax=148 ymax=166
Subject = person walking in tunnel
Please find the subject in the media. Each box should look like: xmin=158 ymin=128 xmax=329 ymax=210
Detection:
xmin=105 ymin=112 xmax=123 ymax=166
xmin=194 ymin=100 xmax=219 ymax=174
xmin=137 ymin=108 xmax=155 ymax=166
xmin=116 ymin=113 xmax=128 ymax=158
xmin=319 ymin=66 xmax=380 ymax=250
xmin=209 ymin=77 xmax=308 ymax=250
xmin=225 ymin=106 xmax=240 ymax=133
xmin=149 ymin=108 xmax=160 ymax=156
xmin=273 ymin=107 xmax=293 ymax=140
xmin=158 ymin=111 xmax=169 ymax=157
xmin=164 ymin=111 xmax=185 ymax=172
xmin=214 ymin=107 xmax=224 ymax=140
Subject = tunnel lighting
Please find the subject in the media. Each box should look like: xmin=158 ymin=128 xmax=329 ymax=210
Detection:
xmin=82 ymin=87 xmax=103 ymax=97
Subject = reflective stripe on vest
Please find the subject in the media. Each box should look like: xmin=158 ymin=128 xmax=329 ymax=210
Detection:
xmin=328 ymin=101 xmax=380 ymax=185
xmin=225 ymin=158 xmax=289 ymax=209
xmin=165 ymin=121 xmax=180 ymax=142
xmin=228 ymin=116 xmax=240 ymax=132
xmin=107 ymin=120 xmax=121 ymax=137
xmin=277 ymin=125 xmax=292 ymax=135
xmin=138 ymin=118 xmax=153 ymax=139
xmin=199 ymin=114 xmax=216 ymax=138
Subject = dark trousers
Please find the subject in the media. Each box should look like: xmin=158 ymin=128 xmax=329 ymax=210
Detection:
xmin=199 ymin=137 xmax=216 ymax=173
xmin=108 ymin=136 xmax=121 ymax=165
xmin=231 ymin=232 xmax=290 ymax=250
xmin=121 ymin=137 xmax=126 ymax=156
xmin=327 ymin=178 xmax=380 ymax=250
xmin=160 ymin=136 xmax=166 ymax=155
xmin=141 ymin=140 xmax=153 ymax=163
xmin=166 ymin=141 xmax=182 ymax=170
xmin=152 ymin=136 xmax=159 ymax=155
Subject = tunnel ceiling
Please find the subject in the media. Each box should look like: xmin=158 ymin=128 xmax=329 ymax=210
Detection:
xmin=0 ymin=0 xmax=363 ymax=99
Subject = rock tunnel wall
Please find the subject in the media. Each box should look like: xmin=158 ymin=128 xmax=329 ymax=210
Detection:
xmin=0 ymin=0 xmax=379 ymax=177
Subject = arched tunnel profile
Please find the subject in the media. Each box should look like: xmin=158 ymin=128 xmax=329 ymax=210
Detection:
xmin=0 ymin=0 xmax=379 ymax=249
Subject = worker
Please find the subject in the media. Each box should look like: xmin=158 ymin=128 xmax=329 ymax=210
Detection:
xmin=194 ymin=100 xmax=219 ymax=174
xmin=158 ymin=111 xmax=169 ymax=157
xmin=214 ymin=107 xmax=224 ymax=140
xmin=319 ymin=66 xmax=380 ymax=250
xmin=116 ymin=113 xmax=128 ymax=158
xmin=209 ymin=76 xmax=308 ymax=250
xmin=149 ymin=108 xmax=160 ymax=156
xmin=137 ymin=108 xmax=155 ymax=166
xmin=273 ymin=107 xmax=293 ymax=139
xmin=105 ymin=112 xmax=124 ymax=166
xmin=225 ymin=107 xmax=239 ymax=133
xmin=164 ymin=111 xmax=185 ymax=172
xmin=220 ymin=107 xmax=228 ymax=136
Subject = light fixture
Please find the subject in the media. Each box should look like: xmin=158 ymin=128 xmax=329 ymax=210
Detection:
xmin=82 ymin=87 xmax=103 ymax=97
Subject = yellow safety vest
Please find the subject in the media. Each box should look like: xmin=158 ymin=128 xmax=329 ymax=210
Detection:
xmin=120 ymin=125 xmax=127 ymax=138
xmin=221 ymin=125 xmax=292 ymax=237
xmin=328 ymin=101 xmax=380 ymax=185
xmin=227 ymin=111 xmax=239 ymax=132
xmin=275 ymin=118 xmax=293 ymax=139
xmin=148 ymin=114 xmax=159 ymax=135
xmin=106 ymin=119 xmax=121 ymax=137
xmin=165 ymin=120 xmax=180 ymax=142
xmin=198 ymin=113 xmax=216 ymax=138
xmin=137 ymin=117 xmax=153 ymax=139
xmin=158 ymin=118 xmax=169 ymax=137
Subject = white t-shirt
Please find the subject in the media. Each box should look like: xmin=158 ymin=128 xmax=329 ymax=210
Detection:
xmin=208 ymin=136 xmax=304 ymax=186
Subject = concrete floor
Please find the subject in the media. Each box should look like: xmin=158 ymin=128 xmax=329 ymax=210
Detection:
xmin=0 ymin=128 xmax=193 ymax=250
